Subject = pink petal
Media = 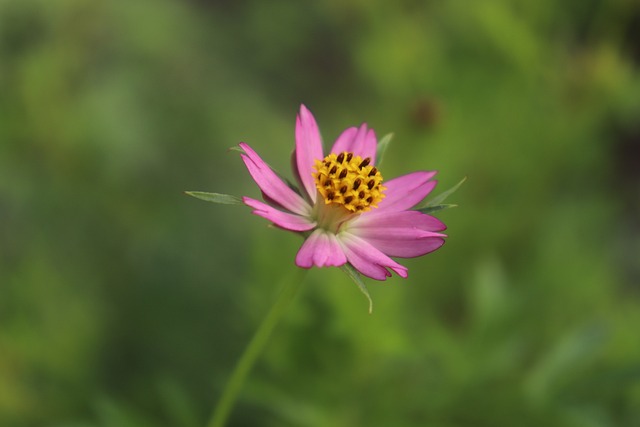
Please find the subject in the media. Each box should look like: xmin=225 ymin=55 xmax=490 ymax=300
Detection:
xmin=356 ymin=231 xmax=445 ymax=258
xmin=350 ymin=209 xmax=446 ymax=258
xmin=295 ymin=105 xmax=324 ymax=203
xmin=353 ymin=209 xmax=446 ymax=231
xmin=239 ymin=143 xmax=310 ymax=216
xmin=376 ymin=171 xmax=438 ymax=213
xmin=338 ymin=232 xmax=408 ymax=281
xmin=296 ymin=229 xmax=348 ymax=268
xmin=330 ymin=127 xmax=357 ymax=154
xmin=349 ymin=211 xmax=447 ymax=258
xmin=330 ymin=124 xmax=377 ymax=164
xmin=243 ymin=197 xmax=316 ymax=232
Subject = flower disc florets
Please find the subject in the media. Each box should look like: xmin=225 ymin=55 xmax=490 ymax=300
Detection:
xmin=313 ymin=151 xmax=385 ymax=213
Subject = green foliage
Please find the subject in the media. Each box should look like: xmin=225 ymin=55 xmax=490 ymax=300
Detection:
xmin=416 ymin=176 xmax=466 ymax=214
xmin=374 ymin=133 xmax=393 ymax=167
xmin=339 ymin=264 xmax=373 ymax=314
xmin=1 ymin=0 xmax=640 ymax=426
xmin=419 ymin=177 xmax=466 ymax=209
xmin=185 ymin=192 xmax=243 ymax=205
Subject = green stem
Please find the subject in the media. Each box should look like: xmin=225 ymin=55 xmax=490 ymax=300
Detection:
xmin=207 ymin=269 xmax=307 ymax=427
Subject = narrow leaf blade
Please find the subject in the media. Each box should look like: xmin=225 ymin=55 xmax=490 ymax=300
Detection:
xmin=185 ymin=191 xmax=242 ymax=205
xmin=375 ymin=133 xmax=393 ymax=167
xmin=423 ymin=176 xmax=467 ymax=207
xmin=416 ymin=204 xmax=458 ymax=214
xmin=340 ymin=264 xmax=373 ymax=314
xmin=228 ymin=146 xmax=246 ymax=154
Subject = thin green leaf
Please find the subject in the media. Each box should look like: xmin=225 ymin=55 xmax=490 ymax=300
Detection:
xmin=340 ymin=264 xmax=373 ymax=314
xmin=416 ymin=204 xmax=458 ymax=214
xmin=375 ymin=133 xmax=393 ymax=167
xmin=422 ymin=176 xmax=467 ymax=207
xmin=227 ymin=146 xmax=245 ymax=154
xmin=185 ymin=191 xmax=242 ymax=205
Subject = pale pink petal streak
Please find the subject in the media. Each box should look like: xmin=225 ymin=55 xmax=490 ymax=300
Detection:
xmin=243 ymin=197 xmax=316 ymax=232
xmin=296 ymin=229 xmax=348 ymax=268
xmin=338 ymin=232 xmax=408 ymax=280
xmin=295 ymin=105 xmax=324 ymax=203
xmin=330 ymin=124 xmax=377 ymax=164
xmin=239 ymin=142 xmax=310 ymax=216
xmin=375 ymin=171 xmax=438 ymax=213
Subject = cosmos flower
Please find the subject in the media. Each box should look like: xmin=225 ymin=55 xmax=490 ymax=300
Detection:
xmin=238 ymin=105 xmax=447 ymax=281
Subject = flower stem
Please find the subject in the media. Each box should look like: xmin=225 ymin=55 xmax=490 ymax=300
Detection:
xmin=207 ymin=269 xmax=307 ymax=427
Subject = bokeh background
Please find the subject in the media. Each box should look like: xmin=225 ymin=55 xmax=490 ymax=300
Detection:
xmin=2 ymin=0 xmax=640 ymax=426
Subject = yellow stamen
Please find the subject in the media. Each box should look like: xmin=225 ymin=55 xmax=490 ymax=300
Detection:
xmin=313 ymin=152 xmax=385 ymax=213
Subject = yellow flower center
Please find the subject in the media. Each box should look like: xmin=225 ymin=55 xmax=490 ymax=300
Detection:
xmin=313 ymin=152 xmax=385 ymax=213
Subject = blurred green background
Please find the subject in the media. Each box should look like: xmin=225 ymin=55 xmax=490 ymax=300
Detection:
xmin=2 ymin=0 xmax=640 ymax=426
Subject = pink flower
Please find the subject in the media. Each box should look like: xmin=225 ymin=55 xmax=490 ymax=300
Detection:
xmin=240 ymin=105 xmax=447 ymax=281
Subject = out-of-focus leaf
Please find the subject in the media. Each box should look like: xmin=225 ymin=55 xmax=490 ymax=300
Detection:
xmin=185 ymin=191 xmax=242 ymax=204
xmin=94 ymin=397 xmax=155 ymax=427
xmin=157 ymin=379 xmax=200 ymax=427
xmin=525 ymin=324 xmax=609 ymax=403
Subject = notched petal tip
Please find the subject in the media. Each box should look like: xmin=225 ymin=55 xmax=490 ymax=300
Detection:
xmin=395 ymin=266 xmax=409 ymax=279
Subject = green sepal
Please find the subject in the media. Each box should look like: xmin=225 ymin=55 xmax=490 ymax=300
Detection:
xmin=420 ymin=176 xmax=467 ymax=208
xmin=416 ymin=203 xmax=458 ymax=214
xmin=375 ymin=133 xmax=393 ymax=167
xmin=340 ymin=264 xmax=373 ymax=314
xmin=185 ymin=191 xmax=242 ymax=205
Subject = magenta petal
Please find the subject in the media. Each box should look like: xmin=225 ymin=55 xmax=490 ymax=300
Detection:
xmin=350 ymin=211 xmax=446 ymax=258
xmin=356 ymin=229 xmax=445 ymax=258
xmin=352 ymin=210 xmax=447 ymax=232
xmin=330 ymin=124 xmax=377 ymax=164
xmin=364 ymin=236 xmax=445 ymax=258
xmin=239 ymin=143 xmax=310 ymax=216
xmin=338 ymin=232 xmax=408 ymax=281
xmin=296 ymin=230 xmax=348 ymax=268
xmin=243 ymin=197 xmax=316 ymax=231
xmin=376 ymin=171 xmax=438 ymax=213
xmin=330 ymin=127 xmax=357 ymax=154
xmin=295 ymin=105 xmax=324 ymax=202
